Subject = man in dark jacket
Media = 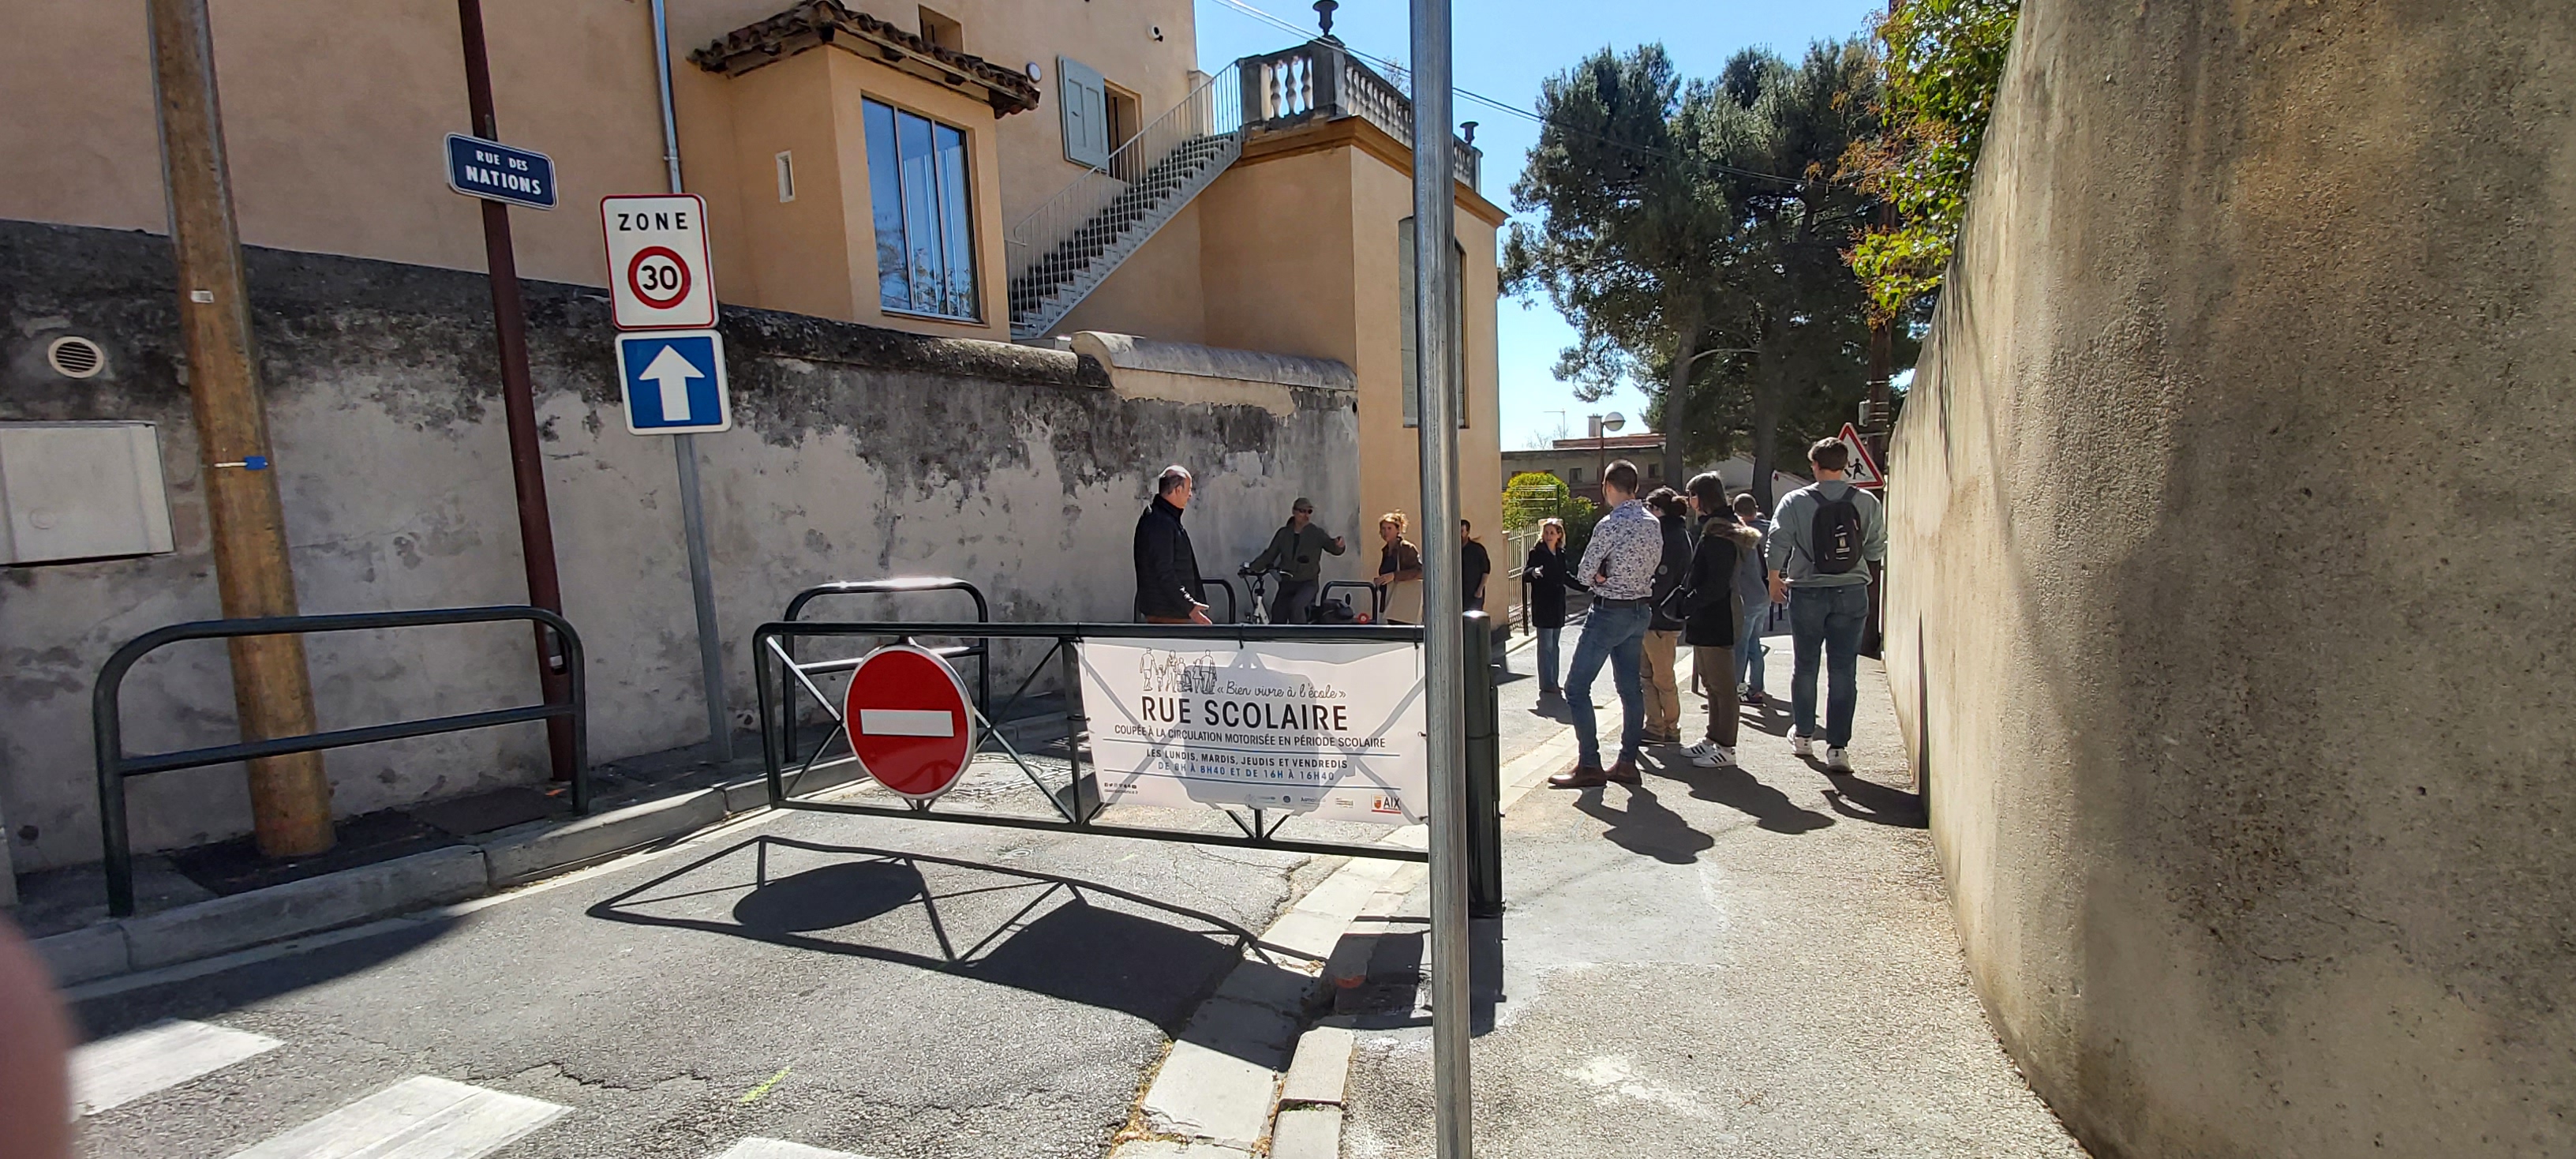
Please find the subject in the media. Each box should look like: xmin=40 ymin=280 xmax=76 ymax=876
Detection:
xmin=1639 ymin=489 xmax=1693 ymax=744
xmin=1134 ymin=466 xmax=1211 ymax=625
xmin=1247 ymin=497 xmax=1345 ymax=623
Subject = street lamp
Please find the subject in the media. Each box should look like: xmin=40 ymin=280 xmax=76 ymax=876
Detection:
xmin=1589 ymin=411 xmax=1625 ymax=497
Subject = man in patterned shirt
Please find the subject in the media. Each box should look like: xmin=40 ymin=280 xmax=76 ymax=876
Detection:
xmin=1550 ymin=459 xmax=1665 ymax=788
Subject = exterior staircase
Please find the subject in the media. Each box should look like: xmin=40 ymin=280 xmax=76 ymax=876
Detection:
xmin=1005 ymin=118 xmax=1241 ymax=339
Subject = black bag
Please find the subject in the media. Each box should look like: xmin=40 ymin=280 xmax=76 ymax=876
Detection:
xmin=1810 ymin=488 xmax=1865 ymax=575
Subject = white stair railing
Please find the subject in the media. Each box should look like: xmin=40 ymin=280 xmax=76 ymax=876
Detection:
xmin=1005 ymin=63 xmax=1246 ymax=337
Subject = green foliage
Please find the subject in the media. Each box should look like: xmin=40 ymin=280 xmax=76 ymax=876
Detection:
xmin=1503 ymin=471 xmax=1599 ymax=561
xmin=1507 ymin=41 xmax=1889 ymax=504
xmin=1503 ymin=471 xmax=1572 ymax=530
xmin=1844 ymin=0 xmax=2020 ymax=318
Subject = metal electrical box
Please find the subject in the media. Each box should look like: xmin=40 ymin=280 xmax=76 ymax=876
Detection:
xmin=0 ymin=422 xmax=176 ymax=564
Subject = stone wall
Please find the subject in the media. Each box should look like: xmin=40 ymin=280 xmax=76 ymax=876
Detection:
xmin=1884 ymin=2 xmax=2576 ymax=1156
xmin=0 ymin=219 xmax=1358 ymax=873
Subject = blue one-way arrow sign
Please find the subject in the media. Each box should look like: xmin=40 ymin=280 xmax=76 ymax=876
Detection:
xmin=444 ymin=133 xmax=557 ymax=210
xmin=615 ymin=331 xmax=732 ymax=434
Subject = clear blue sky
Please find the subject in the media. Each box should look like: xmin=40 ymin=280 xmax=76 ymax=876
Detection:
xmin=1193 ymin=0 xmax=1886 ymax=450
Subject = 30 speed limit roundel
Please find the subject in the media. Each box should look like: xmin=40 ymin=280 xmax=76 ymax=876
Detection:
xmin=841 ymin=644 xmax=978 ymax=801
xmin=600 ymin=194 xmax=717 ymax=329
xmin=626 ymin=246 xmax=691 ymax=309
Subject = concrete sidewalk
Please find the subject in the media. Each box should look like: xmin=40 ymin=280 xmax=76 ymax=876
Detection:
xmin=1339 ymin=651 xmax=2087 ymax=1157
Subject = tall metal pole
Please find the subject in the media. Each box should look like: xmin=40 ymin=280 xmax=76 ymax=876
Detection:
xmin=457 ymin=0 xmax=576 ymax=779
xmin=650 ymin=0 xmax=733 ymax=763
xmin=1408 ymin=0 xmax=1473 ymax=1154
xmin=145 ymin=0 xmax=335 ymax=857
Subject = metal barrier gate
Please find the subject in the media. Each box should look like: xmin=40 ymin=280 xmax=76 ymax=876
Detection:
xmin=92 ymin=606 xmax=590 ymax=917
xmin=754 ymin=615 xmax=1507 ymax=882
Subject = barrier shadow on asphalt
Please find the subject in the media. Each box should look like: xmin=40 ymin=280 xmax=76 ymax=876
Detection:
xmin=583 ymin=835 xmax=1315 ymax=1061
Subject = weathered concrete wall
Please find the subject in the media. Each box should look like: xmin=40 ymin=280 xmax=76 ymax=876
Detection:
xmin=0 ymin=219 xmax=1357 ymax=873
xmin=1884 ymin=2 xmax=2576 ymax=1156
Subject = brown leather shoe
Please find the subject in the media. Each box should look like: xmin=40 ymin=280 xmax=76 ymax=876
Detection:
xmin=1548 ymin=764 xmax=1609 ymax=789
xmin=1604 ymin=759 xmax=1642 ymax=784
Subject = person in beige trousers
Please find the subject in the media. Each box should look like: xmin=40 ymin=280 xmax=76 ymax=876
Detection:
xmin=1638 ymin=488 xmax=1693 ymax=743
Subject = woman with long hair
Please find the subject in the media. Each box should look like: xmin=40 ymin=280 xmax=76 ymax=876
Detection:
xmin=1522 ymin=517 xmax=1571 ymax=699
xmin=1674 ymin=472 xmax=1765 ymax=767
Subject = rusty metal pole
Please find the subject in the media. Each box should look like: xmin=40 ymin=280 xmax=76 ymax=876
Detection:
xmin=457 ymin=0 xmax=576 ymax=779
xmin=144 ymin=0 xmax=335 ymax=856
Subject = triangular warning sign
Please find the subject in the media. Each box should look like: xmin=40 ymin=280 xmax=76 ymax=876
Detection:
xmin=1836 ymin=423 xmax=1886 ymax=489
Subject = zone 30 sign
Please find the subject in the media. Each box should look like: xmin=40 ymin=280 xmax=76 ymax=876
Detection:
xmin=600 ymin=194 xmax=717 ymax=330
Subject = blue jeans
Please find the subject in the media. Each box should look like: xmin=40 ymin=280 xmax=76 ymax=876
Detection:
xmin=1789 ymin=585 xmax=1869 ymax=748
xmin=1564 ymin=602 xmax=1651 ymax=767
xmin=1535 ymin=628 xmax=1563 ymax=693
xmin=1734 ymin=601 xmax=1770 ymax=692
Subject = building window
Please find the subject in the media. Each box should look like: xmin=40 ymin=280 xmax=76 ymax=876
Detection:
xmin=1398 ymin=216 xmax=1468 ymax=429
xmin=863 ymin=99 xmax=979 ymax=321
xmin=774 ymin=151 xmax=796 ymax=203
xmin=917 ymin=6 xmax=964 ymax=52
xmin=1570 ymin=467 xmax=1586 ymax=486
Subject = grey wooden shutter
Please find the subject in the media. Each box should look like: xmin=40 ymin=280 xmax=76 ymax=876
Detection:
xmin=1399 ymin=217 xmax=1468 ymax=429
xmin=1058 ymin=57 xmax=1109 ymax=167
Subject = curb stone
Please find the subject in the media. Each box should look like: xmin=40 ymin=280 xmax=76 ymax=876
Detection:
xmin=28 ymin=921 xmax=130 ymax=987
xmin=1106 ymin=1142 xmax=1252 ymax=1158
xmin=1270 ymin=1106 xmax=1342 ymax=1159
xmin=481 ymin=790 xmax=725 ymax=885
xmin=24 ymin=764 xmax=863 ymax=988
xmin=122 ymin=845 xmax=487 ymax=970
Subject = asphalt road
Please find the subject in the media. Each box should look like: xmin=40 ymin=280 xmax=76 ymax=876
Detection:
xmin=62 ymin=620 xmax=1594 ymax=1159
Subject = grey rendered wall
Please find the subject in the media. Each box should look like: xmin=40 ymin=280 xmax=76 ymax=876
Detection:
xmin=1884 ymin=2 xmax=2576 ymax=1156
xmin=0 ymin=220 xmax=1358 ymax=872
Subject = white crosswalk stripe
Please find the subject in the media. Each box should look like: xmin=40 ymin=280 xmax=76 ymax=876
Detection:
xmin=71 ymin=1018 xmax=283 ymax=1117
xmin=706 ymin=1140 xmax=874 ymax=1159
xmin=223 ymin=1075 xmax=566 ymax=1159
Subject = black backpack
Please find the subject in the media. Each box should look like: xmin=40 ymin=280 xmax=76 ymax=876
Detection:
xmin=1810 ymin=487 xmax=1865 ymax=575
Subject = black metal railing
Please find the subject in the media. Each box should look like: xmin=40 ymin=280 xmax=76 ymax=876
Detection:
xmin=778 ymin=578 xmax=992 ymax=770
xmin=754 ymin=618 xmax=1483 ymax=867
xmin=92 ymin=606 xmax=588 ymax=917
xmin=1195 ymin=574 xmax=1241 ymax=625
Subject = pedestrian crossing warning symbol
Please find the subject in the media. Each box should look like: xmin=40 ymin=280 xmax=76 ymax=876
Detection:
xmin=615 ymin=330 xmax=732 ymax=435
xmin=1834 ymin=422 xmax=1885 ymax=489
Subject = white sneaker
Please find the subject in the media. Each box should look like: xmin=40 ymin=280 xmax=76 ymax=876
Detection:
xmin=1687 ymin=741 xmax=1735 ymax=769
xmin=1790 ymin=734 xmax=1814 ymax=759
xmin=1825 ymin=747 xmax=1852 ymax=772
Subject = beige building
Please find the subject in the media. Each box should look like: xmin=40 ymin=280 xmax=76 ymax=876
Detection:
xmin=2 ymin=0 xmax=1500 ymax=569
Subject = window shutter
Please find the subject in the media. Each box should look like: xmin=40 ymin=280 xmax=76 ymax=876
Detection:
xmin=1398 ymin=217 xmax=1468 ymax=429
xmin=1058 ymin=56 xmax=1109 ymax=167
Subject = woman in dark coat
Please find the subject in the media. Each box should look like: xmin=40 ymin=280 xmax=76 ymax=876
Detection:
xmin=1671 ymin=472 xmax=1764 ymax=767
xmin=1520 ymin=518 xmax=1571 ymax=699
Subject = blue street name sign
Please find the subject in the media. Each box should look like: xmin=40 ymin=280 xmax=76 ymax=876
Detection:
xmin=614 ymin=331 xmax=732 ymax=435
xmin=444 ymin=133 xmax=557 ymax=210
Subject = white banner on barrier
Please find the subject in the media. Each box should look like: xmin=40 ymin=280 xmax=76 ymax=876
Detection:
xmin=1076 ymin=638 xmax=1428 ymax=825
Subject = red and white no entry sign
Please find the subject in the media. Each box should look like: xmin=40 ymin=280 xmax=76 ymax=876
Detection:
xmin=600 ymin=194 xmax=717 ymax=330
xmin=841 ymin=644 xmax=977 ymax=801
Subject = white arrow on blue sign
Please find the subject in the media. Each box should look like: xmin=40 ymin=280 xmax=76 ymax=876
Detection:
xmin=614 ymin=331 xmax=732 ymax=435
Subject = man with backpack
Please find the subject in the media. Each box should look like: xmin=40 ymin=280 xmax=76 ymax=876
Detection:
xmin=1765 ymin=438 xmax=1887 ymax=772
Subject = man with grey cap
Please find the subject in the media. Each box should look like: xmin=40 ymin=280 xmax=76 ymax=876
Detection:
xmin=1246 ymin=497 xmax=1346 ymax=623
